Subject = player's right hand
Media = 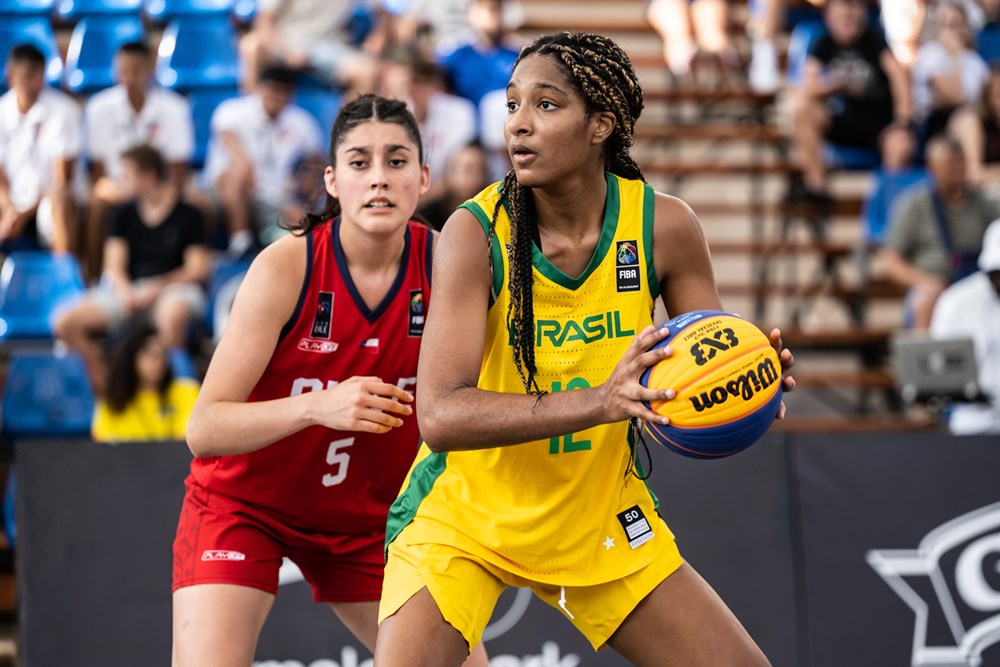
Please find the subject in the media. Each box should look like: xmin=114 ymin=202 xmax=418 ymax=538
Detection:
xmin=598 ymin=326 xmax=676 ymax=426
xmin=306 ymin=376 xmax=414 ymax=434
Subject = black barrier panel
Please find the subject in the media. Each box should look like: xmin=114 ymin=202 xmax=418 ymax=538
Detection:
xmin=794 ymin=433 xmax=1000 ymax=667
xmin=17 ymin=439 xmax=192 ymax=666
xmin=646 ymin=433 xmax=799 ymax=666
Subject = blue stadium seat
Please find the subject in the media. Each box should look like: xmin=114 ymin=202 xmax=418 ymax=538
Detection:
xmin=188 ymin=87 xmax=239 ymax=168
xmin=205 ymin=255 xmax=251 ymax=338
xmin=295 ymin=87 xmax=341 ymax=141
xmin=0 ymin=17 xmax=63 ymax=91
xmin=978 ymin=24 xmax=1000 ymax=66
xmin=63 ymin=15 xmax=146 ymax=94
xmin=155 ymin=16 xmax=239 ymax=90
xmin=55 ymin=0 xmax=141 ymax=22
xmin=1 ymin=350 xmax=95 ymax=437
xmin=786 ymin=21 xmax=827 ymax=87
xmin=0 ymin=252 xmax=84 ymax=341
xmin=0 ymin=0 xmax=53 ymax=15
xmin=143 ymin=0 xmax=231 ymax=21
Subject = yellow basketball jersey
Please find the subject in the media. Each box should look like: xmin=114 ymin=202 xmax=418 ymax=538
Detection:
xmin=386 ymin=173 xmax=675 ymax=586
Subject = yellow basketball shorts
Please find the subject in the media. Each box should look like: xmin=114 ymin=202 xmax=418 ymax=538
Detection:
xmin=378 ymin=527 xmax=685 ymax=651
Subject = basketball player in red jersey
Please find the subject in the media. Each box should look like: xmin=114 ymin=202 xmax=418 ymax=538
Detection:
xmin=171 ymin=95 xmax=487 ymax=666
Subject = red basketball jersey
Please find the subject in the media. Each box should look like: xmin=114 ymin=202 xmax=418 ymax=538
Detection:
xmin=187 ymin=219 xmax=433 ymax=534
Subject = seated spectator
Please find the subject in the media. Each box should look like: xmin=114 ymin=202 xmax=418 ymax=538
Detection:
xmin=437 ymin=0 xmax=520 ymax=109
xmin=0 ymin=44 xmax=80 ymax=255
xmin=929 ymin=219 xmax=1000 ymax=434
xmin=647 ymin=0 xmax=739 ymax=86
xmin=790 ymin=0 xmax=912 ymax=204
xmin=84 ymin=41 xmax=194 ymax=280
xmin=862 ymin=125 xmax=927 ymax=245
xmin=202 ymin=66 xmax=324 ymax=254
xmin=378 ymin=57 xmax=477 ymax=202
xmin=881 ymin=136 xmax=999 ymax=329
xmin=92 ymin=319 xmax=200 ymax=443
xmin=238 ymin=0 xmax=378 ymax=94
xmin=947 ymin=63 xmax=1000 ymax=185
xmin=418 ymin=142 xmax=490 ymax=229
xmin=912 ymin=1 xmax=988 ymax=144
xmin=55 ymin=145 xmax=210 ymax=394
xmin=392 ymin=0 xmax=523 ymax=56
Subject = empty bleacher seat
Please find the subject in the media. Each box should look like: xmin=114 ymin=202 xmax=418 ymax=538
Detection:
xmin=63 ymin=15 xmax=145 ymax=94
xmin=294 ymin=87 xmax=341 ymax=141
xmin=1 ymin=349 xmax=94 ymax=437
xmin=0 ymin=252 xmax=84 ymax=342
xmin=0 ymin=0 xmax=53 ymax=15
xmin=155 ymin=16 xmax=239 ymax=90
xmin=143 ymin=0 xmax=232 ymax=21
xmin=0 ymin=17 xmax=63 ymax=91
xmin=55 ymin=0 xmax=141 ymax=22
xmin=188 ymin=86 xmax=238 ymax=168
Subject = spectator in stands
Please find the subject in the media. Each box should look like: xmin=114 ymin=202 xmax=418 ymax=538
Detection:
xmin=84 ymin=41 xmax=195 ymax=281
xmin=55 ymin=145 xmax=210 ymax=395
xmin=92 ymin=318 xmax=200 ymax=443
xmin=391 ymin=0 xmax=523 ymax=56
xmin=789 ymin=0 xmax=912 ymax=205
xmin=417 ymin=141 xmax=490 ymax=229
xmin=203 ymin=65 xmax=324 ymax=254
xmin=379 ymin=57 xmax=477 ymax=202
xmin=437 ymin=0 xmax=520 ymax=108
xmin=881 ymin=136 xmax=999 ymax=329
xmin=948 ymin=63 xmax=1000 ymax=186
xmin=0 ymin=44 xmax=80 ymax=255
xmin=930 ymin=219 xmax=1000 ymax=434
xmin=911 ymin=1 xmax=988 ymax=144
xmin=647 ymin=0 xmax=739 ymax=85
xmin=862 ymin=124 xmax=926 ymax=245
xmin=238 ymin=0 xmax=379 ymax=94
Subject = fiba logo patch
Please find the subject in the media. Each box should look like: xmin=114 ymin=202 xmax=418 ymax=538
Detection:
xmin=311 ymin=291 xmax=334 ymax=339
xmin=408 ymin=289 xmax=424 ymax=337
xmin=867 ymin=502 xmax=1000 ymax=666
xmin=615 ymin=240 xmax=640 ymax=293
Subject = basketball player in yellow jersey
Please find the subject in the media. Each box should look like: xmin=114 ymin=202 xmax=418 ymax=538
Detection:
xmin=375 ymin=32 xmax=795 ymax=666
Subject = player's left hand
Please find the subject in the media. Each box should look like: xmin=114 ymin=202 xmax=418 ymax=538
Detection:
xmin=769 ymin=328 xmax=796 ymax=421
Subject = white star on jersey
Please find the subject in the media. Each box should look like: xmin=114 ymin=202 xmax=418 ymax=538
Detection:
xmin=603 ymin=536 xmax=615 ymax=550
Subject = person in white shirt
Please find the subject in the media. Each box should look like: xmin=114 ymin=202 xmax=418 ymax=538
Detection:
xmin=83 ymin=40 xmax=194 ymax=279
xmin=930 ymin=219 xmax=1000 ymax=434
xmin=0 ymin=44 xmax=81 ymax=255
xmin=203 ymin=65 xmax=324 ymax=254
xmin=238 ymin=0 xmax=378 ymax=94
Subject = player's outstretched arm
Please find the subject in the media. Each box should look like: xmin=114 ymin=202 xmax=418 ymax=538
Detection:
xmin=186 ymin=236 xmax=413 ymax=458
xmin=416 ymin=209 xmax=674 ymax=453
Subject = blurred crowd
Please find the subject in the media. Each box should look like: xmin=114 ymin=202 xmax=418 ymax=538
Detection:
xmin=1 ymin=0 xmax=998 ymax=437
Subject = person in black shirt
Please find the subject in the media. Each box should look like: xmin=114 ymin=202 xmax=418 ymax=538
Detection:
xmin=790 ymin=0 xmax=913 ymax=203
xmin=55 ymin=144 xmax=210 ymax=394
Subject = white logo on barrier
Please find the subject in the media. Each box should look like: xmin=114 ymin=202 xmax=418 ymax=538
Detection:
xmin=201 ymin=550 xmax=245 ymax=561
xmin=867 ymin=501 xmax=1000 ymax=667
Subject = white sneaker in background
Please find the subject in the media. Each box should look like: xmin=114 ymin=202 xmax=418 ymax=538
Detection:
xmin=749 ymin=40 xmax=781 ymax=94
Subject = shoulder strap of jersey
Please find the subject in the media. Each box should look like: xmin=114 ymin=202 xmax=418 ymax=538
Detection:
xmin=459 ymin=182 xmax=506 ymax=308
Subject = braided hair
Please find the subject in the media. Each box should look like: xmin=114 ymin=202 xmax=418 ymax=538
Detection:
xmin=284 ymin=94 xmax=424 ymax=235
xmin=488 ymin=32 xmax=645 ymax=395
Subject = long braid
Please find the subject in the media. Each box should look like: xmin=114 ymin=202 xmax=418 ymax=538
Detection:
xmin=487 ymin=32 xmax=645 ymax=396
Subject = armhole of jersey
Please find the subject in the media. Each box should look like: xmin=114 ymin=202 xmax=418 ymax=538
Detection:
xmin=642 ymin=184 xmax=660 ymax=303
xmin=278 ymin=230 xmax=313 ymax=342
xmin=423 ymin=224 xmax=434 ymax=288
xmin=458 ymin=201 xmax=504 ymax=309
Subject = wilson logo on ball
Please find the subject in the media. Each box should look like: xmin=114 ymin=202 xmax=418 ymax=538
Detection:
xmin=689 ymin=357 xmax=780 ymax=412
xmin=690 ymin=327 xmax=740 ymax=366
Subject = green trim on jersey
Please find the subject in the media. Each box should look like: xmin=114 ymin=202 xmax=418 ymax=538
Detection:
xmin=642 ymin=184 xmax=659 ymax=302
xmin=384 ymin=451 xmax=449 ymax=557
xmin=529 ymin=172 xmax=620 ymax=290
xmin=459 ymin=202 xmax=505 ymax=309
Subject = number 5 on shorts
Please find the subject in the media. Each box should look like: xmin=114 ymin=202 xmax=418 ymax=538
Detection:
xmin=323 ymin=438 xmax=354 ymax=487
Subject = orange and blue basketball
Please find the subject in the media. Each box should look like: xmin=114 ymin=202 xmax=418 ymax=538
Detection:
xmin=640 ymin=310 xmax=783 ymax=459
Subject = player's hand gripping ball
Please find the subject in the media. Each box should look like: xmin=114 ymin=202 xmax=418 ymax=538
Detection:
xmin=640 ymin=310 xmax=783 ymax=459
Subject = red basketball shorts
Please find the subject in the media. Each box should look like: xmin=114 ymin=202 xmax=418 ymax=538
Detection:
xmin=172 ymin=479 xmax=385 ymax=603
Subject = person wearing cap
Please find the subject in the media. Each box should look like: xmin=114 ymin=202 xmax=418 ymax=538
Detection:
xmin=929 ymin=218 xmax=1000 ymax=434
xmin=203 ymin=65 xmax=324 ymax=255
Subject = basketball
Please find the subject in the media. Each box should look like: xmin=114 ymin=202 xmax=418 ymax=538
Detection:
xmin=640 ymin=310 xmax=783 ymax=459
